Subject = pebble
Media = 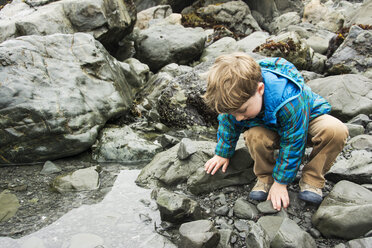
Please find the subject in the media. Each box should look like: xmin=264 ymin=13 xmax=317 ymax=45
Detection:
xmin=257 ymin=200 xmax=279 ymax=214
xmin=309 ymin=228 xmax=322 ymax=239
xmin=234 ymin=220 xmax=249 ymax=232
xmin=215 ymin=205 xmax=229 ymax=216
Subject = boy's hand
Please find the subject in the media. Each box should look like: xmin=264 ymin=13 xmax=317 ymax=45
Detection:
xmin=204 ymin=155 xmax=229 ymax=175
xmin=267 ymin=181 xmax=289 ymax=211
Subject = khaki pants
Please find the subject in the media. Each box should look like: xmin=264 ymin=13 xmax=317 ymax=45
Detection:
xmin=243 ymin=114 xmax=349 ymax=188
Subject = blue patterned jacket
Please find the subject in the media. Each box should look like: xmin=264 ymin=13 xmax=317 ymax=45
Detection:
xmin=215 ymin=57 xmax=331 ymax=184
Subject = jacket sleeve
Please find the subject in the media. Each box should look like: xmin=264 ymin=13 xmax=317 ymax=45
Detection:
xmin=273 ymin=93 xmax=310 ymax=184
xmin=215 ymin=114 xmax=243 ymax=158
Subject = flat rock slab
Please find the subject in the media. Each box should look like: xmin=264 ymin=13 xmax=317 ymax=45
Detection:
xmin=179 ymin=220 xmax=220 ymax=248
xmin=0 ymin=190 xmax=20 ymax=222
xmin=312 ymin=180 xmax=372 ymax=239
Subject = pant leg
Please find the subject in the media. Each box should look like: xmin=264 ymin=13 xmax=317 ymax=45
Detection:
xmin=244 ymin=126 xmax=280 ymax=184
xmin=302 ymin=114 xmax=349 ymax=188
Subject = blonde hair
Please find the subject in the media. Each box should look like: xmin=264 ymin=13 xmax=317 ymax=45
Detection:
xmin=203 ymin=53 xmax=262 ymax=114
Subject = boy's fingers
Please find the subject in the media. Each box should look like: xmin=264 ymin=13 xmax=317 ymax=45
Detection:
xmin=206 ymin=161 xmax=216 ymax=174
xmin=221 ymin=162 xmax=229 ymax=172
xmin=211 ymin=163 xmax=222 ymax=175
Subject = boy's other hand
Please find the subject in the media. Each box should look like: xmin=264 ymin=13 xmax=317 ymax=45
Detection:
xmin=204 ymin=155 xmax=229 ymax=175
xmin=267 ymin=181 xmax=289 ymax=211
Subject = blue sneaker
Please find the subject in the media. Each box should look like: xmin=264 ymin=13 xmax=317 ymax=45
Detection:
xmin=298 ymin=179 xmax=323 ymax=205
xmin=249 ymin=180 xmax=272 ymax=201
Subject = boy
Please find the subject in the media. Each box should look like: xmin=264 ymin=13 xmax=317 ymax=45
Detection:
xmin=203 ymin=53 xmax=348 ymax=211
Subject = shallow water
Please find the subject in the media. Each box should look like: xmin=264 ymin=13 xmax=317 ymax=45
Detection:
xmin=0 ymin=169 xmax=175 ymax=248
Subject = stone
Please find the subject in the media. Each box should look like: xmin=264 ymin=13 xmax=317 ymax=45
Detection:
xmin=233 ymin=197 xmax=259 ymax=220
xmin=91 ymin=126 xmax=162 ymax=163
xmin=134 ymin=24 xmax=206 ymax=71
xmin=245 ymin=221 xmax=270 ymax=248
xmin=69 ymin=233 xmax=104 ymax=248
xmin=217 ymin=229 xmax=232 ymax=248
xmin=136 ymin=142 xmax=255 ymax=195
xmin=215 ymin=205 xmax=229 ymax=216
xmin=237 ymin=31 xmax=270 ymax=53
xmin=307 ymin=74 xmax=372 ymax=122
xmin=345 ymin=124 xmax=365 ymax=138
xmin=0 ymin=33 xmax=133 ymax=164
xmin=326 ymin=25 xmax=372 ymax=79
xmin=348 ymin=114 xmax=371 ymax=127
xmin=348 ymin=135 xmax=372 ymax=151
xmin=257 ymin=201 xmax=278 ymax=214
xmin=0 ymin=0 xmax=136 ymax=51
xmin=312 ymin=180 xmax=372 ymax=239
xmin=234 ymin=220 xmax=249 ymax=232
xmin=344 ymin=0 xmax=372 ymax=27
xmin=177 ymin=138 xmax=197 ymax=160
xmin=40 ymin=160 xmax=61 ymax=175
xmin=154 ymin=188 xmax=204 ymax=223
xmin=269 ymin=12 xmax=301 ymax=34
xmin=200 ymin=37 xmax=239 ymax=63
xmin=159 ymin=134 xmax=179 ymax=149
xmin=326 ymin=150 xmax=372 ymax=184
xmin=135 ymin=5 xmax=172 ymax=30
xmin=0 ymin=190 xmax=20 ymax=222
xmin=258 ymin=216 xmax=316 ymax=248
xmin=51 ymin=166 xmax=100 ymax=193
xmin=121 ymin=58 xmax=151 ymax=91
xmin=179 ymin=220 xmax=220 ymax=248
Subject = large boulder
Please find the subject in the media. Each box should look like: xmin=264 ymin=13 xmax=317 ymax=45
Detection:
xmin=312 ymin=180 xmax=372 ymax=239
xmin=258 ymin=216 xmax=316 ymax=248
xmin=91 ymin=126 xmax=162 ymax=163
xmin=344 ymin=0 xmax=372 ymax=27
xmin=0 ymin=0 xmax=136 ymax=52
xmin=134 ymin=24 xmax=206 ymax=71
xmin=0 ymin=33 xmax=133 ymax=164
xmin=307 ymin=74 xmax=372 ymax=122
xmin=326 ymin=25 xmax=372 ymax=79
xmin=326 ymin=150 xmax=372 ymax=185
xmin=135 ymin=139 xmax=255 ymax=195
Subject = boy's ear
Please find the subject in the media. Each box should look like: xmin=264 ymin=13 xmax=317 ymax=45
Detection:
xmin=258 ymin=82 xmax=265 ymax=95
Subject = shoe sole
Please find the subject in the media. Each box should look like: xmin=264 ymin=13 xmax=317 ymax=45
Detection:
xmin=249 ymin=191 xmax=268 ymax=201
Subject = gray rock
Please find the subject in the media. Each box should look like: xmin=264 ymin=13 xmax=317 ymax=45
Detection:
xmin=258 ymin=216 xmax=316 ymax=248
xmin=300 ymin=70 xmax=324 ymax=82
xmin=92 ymin=126 xmax=162 ymax=163
xmin=160 ymin=134 xmax=179 ymax=149
xmin=0 ymin=33 xmax=133 ymax=164
xmin=136 ymin=141 xmax=255 ymax=195
xmin=245 ymin=221 xmax=270 ymax=248
xmin=197 ymin=1 xmax=261 ymax=36
xmin=121 ymin=58 xmax=151 ymax=90
xmin=344 ymin=0 xmax=372 ymax=27
xmin=307 ymin=74 xmax=372 ymax=122
xmin=237 ymin=31 xmax=270 ymax=53
xmin=0 ymin=190 xmax=20 ymax=222
xmin=326 ymin=150 xmax=372 ymax=184
xmin=257 ymin=201 xmax=278 ymax=214
xmin=40 ymin=161 xmax=61 ymax=175
xmin=217 ymin=229 xmax=232 ymax=248
xmin=348 ymin=135 xmax=372 ymax=151
xmin=177 ymin=138 xmax=197 ymax=160
xmin=234 ymin=220 xmax=249 ymax=232
xmin=269 ymin=12 xmax=301 ymax=34
xmin=200 ymin=37 xmax=239 ymax=63
xmin=233 ymin=197 xmax=259 ymax=220
xmin=154 ymin=188 xmax=204 ymax=223
xmin=334 ymin=237 xmax=372 ymax=248
xmin=345 ymin=124 xmax=365 ymax=138
xmin=179 ymin=220 xmax=220 ymax=248
xmin=0 ymin=0 xmax=136 ymax=51
xmin=215 ymin=205 xmax=229 ymax=216
xmin=326 ymin=26 xmax=372 ymax=79
xmin=187 ymin=148 xmax=255 ymax=195
xmin=312 ymin=180 xmax=372 ymax=239
xmin=51 ymin=166 xmax=100 ymax=193
xmin=134 ymin=24 xmax=206 ymax=71
xmin=348 ymin=114 xmax=371 ymax=128
xmin=135 ymin=5 xmax=172 ymax=30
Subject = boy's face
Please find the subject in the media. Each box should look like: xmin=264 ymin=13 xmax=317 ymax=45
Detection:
xmin=231 ymin=82 xmax=264 ymax=121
